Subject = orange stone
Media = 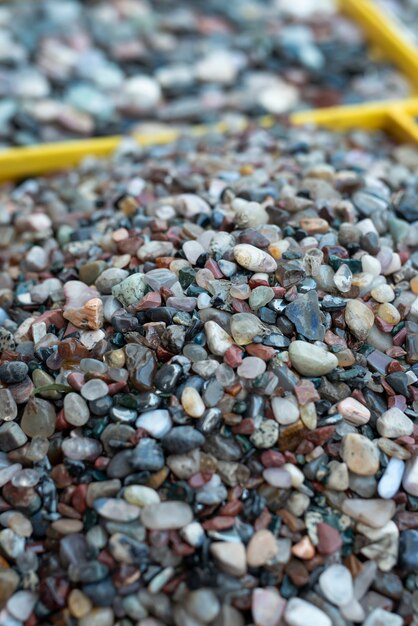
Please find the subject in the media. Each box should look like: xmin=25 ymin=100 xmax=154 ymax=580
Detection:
xmin=411 ymin=276 xmax=418 ymax=294
xmin=291 ymin=536 xmax=315 ymax=560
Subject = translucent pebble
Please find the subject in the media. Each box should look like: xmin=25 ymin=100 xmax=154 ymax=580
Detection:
xmin=237 ymin=357 xmax=266 ymax=379
xmin=215 ymin=364 xmax=236 ymax=387
xmin=183 ymin=240 xmax=205 ymax=264
xmin=81 ymin=379 xmax=109 ymax=401
xmin=333 ymin=264 xmax=352 ymax=293
xmin=0 ymin=464 xmax=22 ymax=488
xmin=64 ymin=392 xmax=90 ymax=426
xmin=11 ymin=469 xmax=40 ymax=488
xmin=80 ymin=358 xmax=108 ymax=375
xmin=230 ymin=283 xmax=251 ymax=299
xmin=361 ymin=254 xmax=381 ymax=276
xmin=62 ymin=437 xmax=102 ymax=461
xmin=197 ymin=293 xmax=212 ymax=309
xmin=303 ymin=248 xmax=323 ymax=276
xmin=0 ymin=389 xmax=18 ymax=422
xmin=196 ymin=269 xmax=215 ymax=290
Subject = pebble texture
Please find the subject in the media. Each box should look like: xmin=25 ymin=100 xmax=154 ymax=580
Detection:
xmin=0 ymin=121 xmax=416 ymax=626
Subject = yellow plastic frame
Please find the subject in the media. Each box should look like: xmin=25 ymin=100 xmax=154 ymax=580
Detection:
xmin=292 ymin=0 xmax=418 ymax=141
xmin=0 ymin=0 xmax=417 ymax=183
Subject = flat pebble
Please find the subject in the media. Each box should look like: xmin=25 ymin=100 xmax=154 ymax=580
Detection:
xmin=141 ymin=502 xmax=193 ymax=529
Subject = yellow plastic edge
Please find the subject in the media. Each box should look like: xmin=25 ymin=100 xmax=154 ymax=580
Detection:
xmin=291 ymin=0 xmax=418 ymax=143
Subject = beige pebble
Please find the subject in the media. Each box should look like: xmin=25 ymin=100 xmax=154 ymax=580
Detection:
xmin=337 ymin=397 xmax=371 ymax=425
xmin=51 ymin=519 xmax=83 ymax=534
xmin=68 ymin=589 xmax=92 ymax=619
xmin=211 ymin=541 xmax=247 ymax=577
xmin=181 ymin=386 xmax=205 ymax=418
xmin=246 ymin=529 xmax=278 ymax=567
xmin=371 ymin=284 xmax=395 ymax=303
xmin=377 ymin=407 xmax=414 ymax=438
xmin=341 ymin=433 xmax=380 ymax=476
xmin=345 ymin=299 xmax=374 ymax=341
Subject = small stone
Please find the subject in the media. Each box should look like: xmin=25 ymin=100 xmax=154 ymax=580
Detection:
xmin=263 ymin=467 xmax=292 ymax=488
xmin=81 ymin=379 xmax=109 ymax=401
xmin=141 ymin=502 xmax=193 ymax=529
xmin=26 ymin=245 xmax=48 ymax=271
xmin=0 ymin=528 xmax=25 ymax=559
xmin=131 ymin=438 xmax=165 ymax=472
xmin=319 ymin=564 xmax=353 ymax=607
xmin=0 ymin=361 xmax=28 ymax=384
xmin=291 ymin=536 xmax=315 ymax=559
xmin=204 ymin=321 xmax=234 ymax=356
xmin=362 ymin=254 xmax=381 ymax=275
xmin=230 ymin=313 xmax=265 ymax=346
xmin=79 ymin=608 xmax=114 ymax=626
xmin=20 ymin=396 xmax=55 ymax=438
xmin=162 ymin=426 xmax=205 ymax=454
xmin=68 ymin=589 xmax=92 ymax=619
xmin=210 ymin=541 xmax=247 ymax=577
xmin=64 ymin=392 xmax=90 ymax=426
xmin=237 ymin=356 xmax=266 ymax=379
xmin=63 ymin=282 xmax=104 ymax=330
xmin=342 ymin=498 xmax=396 ymax=528
xmin=247 ymin=530 xmax=279 ymax=567
xmin=358 ymin=520 xmax=399 ymax=571
xmin=376 ymin=407 xmax=413 ymax=438
xmin=250 ymin=420 xmax=279 ymax=449
xmin=0 ymin=464 xmax=22 ymax=488
xmin=94 ymin=498 xmax=141 ymax=522
xmin=402 ymin=455 xmax=418 ymax=496
xmin=62 ymin=437 xmax=102 ymax=461
xmin=181 ymin=387 xmax=205 ymax=418
xmin=251 ymin=588 xmax=286 ymax=626
xmin=183 ymin=240 xmax=205 ymax=264
xmin=7 ymin=591 xmax=37 ymax=621
xmin=249 ymin=286 xmax=274 ymax=310
xmin=136 ymin=409 xmax=172 ymax=438
xmin=285 ymin=291 xmax=325 ymax=341
xmin=123 ymin=485 xmax=160 ymax=507
xmin=363 ymin=608 xmax=403 ymax=626
xmin=326 ymin=461 xmax=349 ymax=491
xmin=167 ymin=448 xmax=200 ymax=479
xmin=371 ymin=284 xmax=395 ymax=303
xmin=0 ymin=389 xmax=18 ymax=421
xmin=271 ymin=396 xmax=299 ymax=425
xmin=341 ymin=433 xmax=380 ymax=476
xmin=378 ymin=458 xmax=405 ymax=499
xmin=95 ymin=268 xmax=129 ymax=294
xmin=345 ymin=299 xmax=374 ymax=341
xmin=112 ymin=273 xmax=146 ymax=307
xmin=289 ymin=341 xmax=338 ymax=377
xmin=0 ymin=569 xmax=19 ymax=608
xmin=181 ymin=521 xmax=205 ymax=547
xmin=185 ymin=589 xmax=220 ymax=624
xmin=233 ymin=244 xmax=277 ymax=273
xmin=337 ymin=397 xmax=370 ymax=425
xmin=316 ymin=523 xmax=343 ymax=555
xmin=398 ymin=529 xmax=418 ymax=572
xmin=284 ymin=598 xmax=331 ymax=626
xmin=125 ymin=344 xmax=157 ymax=392
xmin=51 ymin=519 xmax=84 ymax=534
xmin=333 ymin=264 xmax=352 ymax=292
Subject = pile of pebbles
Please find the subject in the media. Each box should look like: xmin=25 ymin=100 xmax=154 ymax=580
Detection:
xmin=0 ymin=0 xmax=411 ymax=146
xmin=0 ymin=124 xmax=418 ymax=626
